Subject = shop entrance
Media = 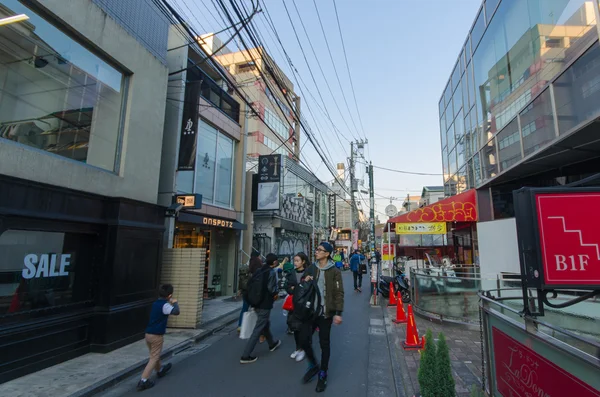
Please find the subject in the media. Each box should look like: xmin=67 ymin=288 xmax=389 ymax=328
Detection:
xmin=174 ymin=223 xmax=211 ymax=297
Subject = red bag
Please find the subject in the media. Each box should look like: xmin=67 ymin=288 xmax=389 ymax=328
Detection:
xmin=282 ymin=294 xmax=294 ymax=311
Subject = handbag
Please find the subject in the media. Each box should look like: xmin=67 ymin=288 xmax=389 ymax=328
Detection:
xmin=239 ymin=309 xmax=257 ymax=339
xmin=359 ymin=263 xmax=367 ymax=274
xmin=282 ymin=294 xmax=294 ymax=311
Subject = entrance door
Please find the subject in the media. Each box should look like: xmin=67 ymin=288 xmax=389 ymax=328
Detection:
xmin=211 ymin=229 xmax=233 ymax=296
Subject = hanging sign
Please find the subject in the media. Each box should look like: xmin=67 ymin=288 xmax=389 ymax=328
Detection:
xmin=175 ymin=194 xmax=202 ymax=209
xmin=328 ymin=194 xmax=337 ymax=227
xmin=258 ymin=154 xmax=281 ymax=182
xmin=395 ymin=222 xmax=447 ymax=235
xmin=382 ymin=243 xmax=395 ymax=261
xmin=514 ymin=187 xmax=600 ymax=290
xmin=177 ymin=81 xmax=201 ymax=171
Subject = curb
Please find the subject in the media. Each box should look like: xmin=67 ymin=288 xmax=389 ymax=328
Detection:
xmin=70 ymin=311 xmax=240 ymax=397
xmin=381 ymin=303 xmax=410 ymax=397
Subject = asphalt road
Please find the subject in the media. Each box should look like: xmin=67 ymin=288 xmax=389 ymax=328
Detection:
xmin=100 ymin=270 xmax=379 ymax=397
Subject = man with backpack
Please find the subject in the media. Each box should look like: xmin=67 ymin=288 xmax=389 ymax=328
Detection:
xmin=350 ymin=250 xmax=366 ymax=292
xmin=297 ymin=242 xmax=344 ymax=393
xmin=237 ymin=250 xmax=263 ymax=333
xmin=240 ymin=253 xmax=281 ymax=364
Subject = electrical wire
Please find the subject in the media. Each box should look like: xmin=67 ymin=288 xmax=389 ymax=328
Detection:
xmin=356 ymin=161 xmax=444 ymax=176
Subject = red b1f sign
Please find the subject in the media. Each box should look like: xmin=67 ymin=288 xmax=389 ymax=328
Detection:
xmin=536 ymin=193 xmax=600 ymax=286
xmin=514 ymin=187 xmax=600 ymax=290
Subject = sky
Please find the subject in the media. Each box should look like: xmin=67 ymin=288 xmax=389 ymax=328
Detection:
xmin=177 ymin=0 xmax=482 ymax=218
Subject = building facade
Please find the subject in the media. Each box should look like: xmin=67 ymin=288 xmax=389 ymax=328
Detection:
xmin=0 ymin=0 xmax=169 ymax=381
xmin=157 ymin=27 xmax=248 ymax=328
xmin=438 ymin=0 xmax=600 ymax=275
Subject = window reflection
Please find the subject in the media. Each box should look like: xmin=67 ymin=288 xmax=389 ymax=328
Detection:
xmin=0 ymin=0 xmax=126 ymax=171
xmin=497 ymin=118 xmax=522 ymax=171
xmin=520 ymin=89 xmax=555 ymax=156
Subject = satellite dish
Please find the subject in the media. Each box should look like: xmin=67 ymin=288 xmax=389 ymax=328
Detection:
xmin=385 ymin=204 xmax=398 ymax=217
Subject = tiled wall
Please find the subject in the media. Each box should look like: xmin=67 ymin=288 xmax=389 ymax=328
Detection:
xmin=161 ymin=248 xmax=206 ymax=328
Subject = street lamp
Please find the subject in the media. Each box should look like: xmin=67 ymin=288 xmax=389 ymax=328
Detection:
xmin=0 ymin=14 xmax=29 ymax=26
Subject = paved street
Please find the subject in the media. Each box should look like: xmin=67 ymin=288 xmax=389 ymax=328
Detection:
xmin=99 ymin=270 xmax=390 ymax=397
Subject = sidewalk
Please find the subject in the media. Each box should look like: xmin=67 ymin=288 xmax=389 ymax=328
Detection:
xmin=383 ymin=304 xmax=484 ymax=397
xmin=0 ymin=301 xmax=242 ymax=397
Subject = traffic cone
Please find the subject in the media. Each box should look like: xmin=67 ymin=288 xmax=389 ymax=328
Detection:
xmin=387 ymin=282 xmax=397 ymax=306
xmin=402 ymin=304 xmax=425 ymax=350
xmin=392 ymin=293 xmax=407 ymax=324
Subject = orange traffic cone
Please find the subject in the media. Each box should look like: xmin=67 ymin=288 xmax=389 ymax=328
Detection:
xmin=392 ymin=293 xmax=407 ymax=324
xmin=387 ymin=282 xmax=397 ymax=306
xmin=402 ymin=304 xmax=425 ymax=350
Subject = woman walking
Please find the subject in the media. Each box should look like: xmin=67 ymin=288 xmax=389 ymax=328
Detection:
xmin=285 ymin=252 xmax=309 ymax=361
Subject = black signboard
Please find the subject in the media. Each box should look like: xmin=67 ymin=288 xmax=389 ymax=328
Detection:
xmin=258 ymin=154 xmax=281 ymax=182
xmin=328 ymin=194 xmax=336 ymax=228
xmin=177 ymin=81 xmax=201 ymax=171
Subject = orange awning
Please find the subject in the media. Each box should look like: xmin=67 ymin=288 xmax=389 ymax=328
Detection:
xmin=388 ymin=189 xmax=478 ymax=224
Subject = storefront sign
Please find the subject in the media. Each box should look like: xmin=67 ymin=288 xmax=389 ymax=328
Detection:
xmin=22 ymin=253 xmax=71 ymax=279
xmin=202 ymin=216 xmax=234 ymax=228
xmin=514 ymin=187 xmax=600 ymax=291
xmin=175 ymin=194 xmax=202 ymax=209
xmin=177 ymin=81 xmax=201 ymax=171
xmin=395 ymin=222 xmax=446 ymax=235
xmin=492 ymin=327 xmax=600 ymax=397
xmin=258 ymin=154 xmax=281 ymax=182
xmin=388 ymin=189 xmax=477 ymax=223
xmin=536 ymin=192 xmax=600 ymax=286
xmin=382 ymin=243 xmax=395 ymax=260
xmin=328 ymin=194 xmax=336 ymax=227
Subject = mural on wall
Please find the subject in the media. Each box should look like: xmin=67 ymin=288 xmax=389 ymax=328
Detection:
xmin=276 ymin=230 xmax=309 ymax=258
xmin=252 ymin=233 xmax=272 ymax=257
xmin=280 ymin=196 xmax=313 ymax=224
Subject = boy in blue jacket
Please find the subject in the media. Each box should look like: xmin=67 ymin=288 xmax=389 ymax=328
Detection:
xmin=349 ymin=250 xmax=366 ymax=292
xmin=137 ymin=284 xmax=181 ymax=391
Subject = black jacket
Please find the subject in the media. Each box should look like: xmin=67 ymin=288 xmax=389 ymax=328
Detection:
xmin=254 ymin=265 xmax=278 ymax=310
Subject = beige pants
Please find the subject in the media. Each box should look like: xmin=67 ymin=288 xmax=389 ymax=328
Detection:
xmin=141 ymin=333 xmax=164 ymax=379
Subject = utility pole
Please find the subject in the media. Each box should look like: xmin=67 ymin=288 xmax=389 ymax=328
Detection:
xmin=350 ymin=141 xmax=357 ymax=233
xmin=368 ymin=161 xmax=375 ymax=254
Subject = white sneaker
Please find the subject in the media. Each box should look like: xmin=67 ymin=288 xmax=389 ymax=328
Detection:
xmin=295 ymin=350 xmax=306 ymax=362
xmin=290 ymin=350 xmax=298 ymax=359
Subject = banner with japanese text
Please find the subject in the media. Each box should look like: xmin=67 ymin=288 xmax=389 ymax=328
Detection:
xmin=395 ymin=222 xmax=447 ymax=235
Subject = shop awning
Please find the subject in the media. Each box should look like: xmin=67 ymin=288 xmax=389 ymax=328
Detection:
xmin=387 ymin=189 xmax=478 ymax=224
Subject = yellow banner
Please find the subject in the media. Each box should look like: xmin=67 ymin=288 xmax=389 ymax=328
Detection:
xmin=395 ymin=222 xmax=447 ymax=235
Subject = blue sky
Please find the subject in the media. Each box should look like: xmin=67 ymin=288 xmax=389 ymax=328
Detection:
xmin=179 ymin=0 xmax=482 ymax=216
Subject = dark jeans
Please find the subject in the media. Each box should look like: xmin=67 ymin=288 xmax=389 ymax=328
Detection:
xmin=242 ymin=309 xmax=275 ymax=357
xmin=238 ymin=297 xmax=249 ymax=326
xmin=300 ymin=316 xmax=333 ymax=371
xmin=353 ymin=271 xmax=363 ymax=289
xmin=294 ymin=330 xmax=301 ymax=350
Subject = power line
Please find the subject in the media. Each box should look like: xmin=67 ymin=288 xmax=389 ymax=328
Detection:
xmin=356 ymin=161 xmax=444 ymax=176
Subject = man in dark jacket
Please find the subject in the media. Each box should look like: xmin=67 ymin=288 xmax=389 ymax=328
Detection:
xmin=301 ymin=242 xmax=344 ymax=392
xmin=350 ymin=250 xmax=366 ymax=292
xmin=238 ymin=250 xmax=262 ymax=331
xmin=240 ymin=253 xmax=281 ymax=364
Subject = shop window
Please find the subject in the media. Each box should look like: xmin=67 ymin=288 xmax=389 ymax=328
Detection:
xmin=194 ymin=120 xmax=234 ymax=208
xmin=0 ymin=0 xmax=127 ymax=172
xmin=0 ymin=229 xmax=95 ymax=322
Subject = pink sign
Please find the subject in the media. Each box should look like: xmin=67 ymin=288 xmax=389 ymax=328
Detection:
xmin=536 ymin=193 xmax=600 ymax=286
xmin=493 ymin=327 xmax=600 ymax=397
xmin=352 ymin=229 xmax=359 ymax=250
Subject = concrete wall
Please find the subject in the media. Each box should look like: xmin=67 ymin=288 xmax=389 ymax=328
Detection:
xmin=0 ymin=0 xmax=168 ymax=204
xmin=478 ymin=218 xmax=521 ymax=276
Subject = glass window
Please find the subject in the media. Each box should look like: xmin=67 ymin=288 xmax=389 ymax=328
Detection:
xmin=453 ymin=80 xmax=463 ymax=117
xmin=459 ymin=50 xmax=464 ymax=73
xmin=465 ymin=36 xmax=472 ymax=65
xmin=472 ymin=151 xmax=482 ymax=186
xmin=554 ymin=41 xmax=600 ymax=135
xmin=485 ymin=0 xmax=500 ymax=22
xmin=0 ymin=0 xmax=126 ymax=171
xmin=445 ymin=102 xmax=453 ymax=129
xmin=454 ymin=109 xmax=464 ymax=139
xmin=439 ymin=99 xmax=445 ymax=119
xmin=467 ymin=159 xmax=475 ymax=189
xmin=470 ymin=106 xmax=480 ymax=151
xmin=464 ymin=111 xmax=473 ymax=158
xmin=215 ymin=134 xmax=233 ymax=207
xmin=444 ymin=82 xmax=452 ymax=107
xmin=482 ymin=137 xmax=498 ymax=180
xmin=176 ymin=171 xmax=194 ymax=194
xmin=471 ymin=8 xmax=486 ymax=51
xmin=440 ymin=116 xmax=447 ymax=149
xmin=457 ymin=166 xmax=468 ymax=194
xmin=195 ymin=122 xmax=217 ymax=202
xmin=447 ymin=122 xmax=456 ymax=149
xmin=451 ymin=63 xmax=460 ymax=91
xmin=448 ymin=147 xmax=457 ymax=176
xmin=456 ymin=134 xmax=466 ymax=170
xmin=0 ymin=229 xmax=95 ymax=320
xmin=497 ymin=118 xmax=522 ymax=172
xmin=519 ymin=89 xmax=555 ymax=156
xmin=264 ymin=108 xmax=290 ymax=140
xmin=462 ymin=73 xmax=470 ymax=110
xmin=442 ymin=150 xmax=449 ymax=182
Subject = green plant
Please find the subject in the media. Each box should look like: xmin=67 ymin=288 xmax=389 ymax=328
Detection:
xmin=436 ymin=332 xmax=456 ymax=396
xmin=418 ymin=329 xmax=437 ymax=397
xmin=470 ymin=385 xmax=486 ymax=397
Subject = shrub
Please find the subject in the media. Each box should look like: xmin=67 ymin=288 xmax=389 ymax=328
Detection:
xmin=436 ymin=332 xmax=456 ymax=396
xmin=418 ymin=329 xmax=437 ymax=397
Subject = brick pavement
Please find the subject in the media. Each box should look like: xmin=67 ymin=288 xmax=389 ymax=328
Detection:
xmin=383 ymin=304 xmax=484 ymax=397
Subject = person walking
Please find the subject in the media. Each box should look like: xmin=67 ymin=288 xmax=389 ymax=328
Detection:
xmin=137 ymin=284 xmax=181 ymax=391
xmin=285 ymin=252 xmax=309 ymax=361
xmin=300 ymin=242 xmax=344 ymax=393
xmin=240 ymin=253 xmax=281 ymax=364
xmin=350 ymin=250 xmax=366 ymax=292
xmin=238 ymin=250 xmax=263 ymax=333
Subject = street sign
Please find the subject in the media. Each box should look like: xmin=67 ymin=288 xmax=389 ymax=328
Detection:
xmin=514 ymin=187 xmax=600 ymax=290
xmin=174 ymin=194 xmax=202 ymax=209
xmin=258 ymin=154 xmax=281 ymax=182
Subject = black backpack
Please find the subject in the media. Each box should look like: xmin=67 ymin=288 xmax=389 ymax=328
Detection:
xmin=245 ymin=268 xmax=269 ymax=307
xmin=292 ymin=279 xmax=322 ymax=322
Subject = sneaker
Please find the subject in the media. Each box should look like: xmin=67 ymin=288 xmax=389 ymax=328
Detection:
xmin=136 ymin=379 xmax=155 ymax=391
xmin=357 ymin=287 xmax=362 ymax=292
xmin=290 ymin=350 xmax=299 ymax=359
xmin=157 ymin=362 xmax=172 ymax=378
xmin=316 ymin=371 xmax=328 ymax=392
xmin=286 ymin=328 xmax=294 ymax=335
xmin=295 ymin=350 xmax=306 ymax=362
xmin=303 ymin=364 xmax=320 ymax=383
xmin=240 ymin=356 xmax=258 ymax=364
xmin=269 ymin=340 xmax=281 ymax=352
